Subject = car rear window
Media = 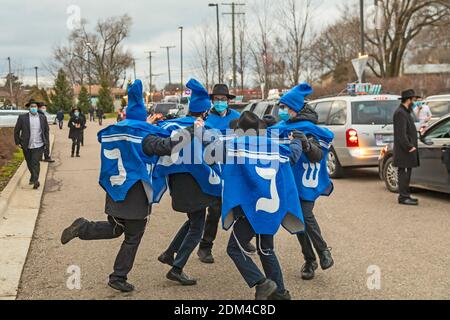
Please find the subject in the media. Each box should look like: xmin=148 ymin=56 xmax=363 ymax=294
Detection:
xmin=427 ymin=101 xmax=450 ymax=118
xmin=351 ymin=100 xmax=399 ymax=125
xmin=154 ymin=103 xmax=176 ymax=115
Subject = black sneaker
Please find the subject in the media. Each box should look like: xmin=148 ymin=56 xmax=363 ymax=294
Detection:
xmin=269 ymin=290 xmax=292 ymax=300
xmin=255 ymin=279 xmax=277 ymax=300
xmin=158 ymin=251 xmax=174 ymax=266
xmin=319 ymin=249 xmax=334 ymax=270
xmin=33 ymin=181 xmax=40 ymax=190
xmin=197 ymin=248 xmax=215 ymax=264
xmin=108 ymin=280 xmax=135 ymax=293
xmin=166 ymin=269 xmax=197 ymax=286
xmin=61 ymin=218 xmax=88 ymax=245
xmin=301 ymin=261 xmax=318 ymax=280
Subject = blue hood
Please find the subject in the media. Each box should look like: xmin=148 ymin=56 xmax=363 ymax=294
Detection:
xmin=187 ymin=79 xmax=211 ymax=113
xmin=280 ymin=82 xmax=313 ymax=113
xmin=126 ymin=80 xmax=148 ymax=121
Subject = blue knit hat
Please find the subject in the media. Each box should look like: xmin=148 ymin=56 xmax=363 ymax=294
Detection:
xmin=187 ymin=79 xmax=211 ymax=113
xmin=280 ymin=82 xmax=314 ymax=113
xmin=126 ymin=79 xmax=148 ymax=121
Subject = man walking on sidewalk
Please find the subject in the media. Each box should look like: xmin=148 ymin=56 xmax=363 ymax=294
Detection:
xmin=14 ymin=99 xmax=49 ymax=190
xmin=37 ymin=102 xmax=55 ymax=163
xmin=393 ymin=89 xmax=421 ymax=206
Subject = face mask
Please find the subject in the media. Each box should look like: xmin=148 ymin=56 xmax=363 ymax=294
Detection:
xmin=278 ymin=109 xmax=291 ymax=121
xmin=213 ymin=101 xmax=228 ymax=113
xmin=413 ymin=101 xmax=423 ymax=108
xmin=74 ymin=112 xmax=80 ymax=117
xmin=30 ymin=107 xmax=38 ymax=114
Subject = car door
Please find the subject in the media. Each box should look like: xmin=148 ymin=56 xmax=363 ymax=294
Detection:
xmin=412 ymin=117 xmax=450 ymax=192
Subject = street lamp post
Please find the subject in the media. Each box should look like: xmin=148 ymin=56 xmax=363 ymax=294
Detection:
xmin=179 ymin=26 xmax=184 ymax=95
xmin=209 ymin=3 xmax=222 ymax=83
xmin=161 ymin=46 xmax=175 ymax=86
xmin=34 ymin=66 xmax=39 ymax=88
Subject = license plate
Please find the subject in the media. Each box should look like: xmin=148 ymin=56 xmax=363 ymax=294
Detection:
xmin=375 ymin=134 xmax=393 ymax=146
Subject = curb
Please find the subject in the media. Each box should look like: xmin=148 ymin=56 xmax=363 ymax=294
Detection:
xmin=0 ymin=134 xmax=55 ymax=300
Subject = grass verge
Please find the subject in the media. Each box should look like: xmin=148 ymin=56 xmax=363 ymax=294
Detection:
xmin=0 ymin=149 xmax=24 ymax=193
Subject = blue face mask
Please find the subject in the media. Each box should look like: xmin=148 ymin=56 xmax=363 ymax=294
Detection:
xmin=30 ymin=107 xmax=38 ymax=114
xmin=74 ymin=112 xmax=80 ymax=117
xmin=213 ymin=101 xmax=228 ymax=113
xmin=413 ymin=101 xmax=423 ymax=109
xmin=278 ymin=109 xmax=291 ymax=121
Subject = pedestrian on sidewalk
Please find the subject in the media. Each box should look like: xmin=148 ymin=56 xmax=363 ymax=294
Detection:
xmin=61 ymin=80 xmax=173 ymax=293
xmin=143 ymin=79 xmax=220 ymax=286
xmin=413 ymin=97 xmax=433 ymax=131
xmin=56 ymin=109 xmax=64 ymax=130
xmin=197 ymin=84 xmax=256 ymax=265
xmin=270 ymin=83 xmax=335 ymax=281
xmin=14 ymin=99 xmax=49 ymax=190
xmin=393 ymin=89 xmax=421 ymax=206
xmin=89 ymin=105 xmax=95 ymax=122
xmin=37 ymin=102 xmax=55 ymax=163
xmin=97 ymin=107 xmax=104 ymax=126
xmin=68 ymin=107 xmax=85 ymax=157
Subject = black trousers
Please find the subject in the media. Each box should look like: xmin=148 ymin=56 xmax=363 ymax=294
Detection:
xmin=166 ymin=209 xmax=206 ymax=269
xmin=199 ymin=202 xmax=222 ymax=251
xmin=78 ymin=216 xmax=147 ymax=281
xmin=98 ymin=117 xmax=103 ymax=126
xmin=71 ymin=138 xmax=81 ymax=155
xmin=58 ymin=120 xmax=63 ymax=129
xmin=23 ymin=147 xmax=44 ymax=183
xmin=398 ymin=167 xmax=413 ymax=201
xmin=227 ymin=212 xmax=285 ymax=293
xmin=296 ymin=201 xmax=328 ymax=263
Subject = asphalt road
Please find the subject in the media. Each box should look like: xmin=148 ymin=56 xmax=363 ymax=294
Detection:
xmin=17 ymin=119 xmax=450 ymax=300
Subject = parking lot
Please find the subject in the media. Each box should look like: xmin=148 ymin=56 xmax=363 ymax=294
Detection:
xmin=16 ymin=121 xmax=450 ymax=300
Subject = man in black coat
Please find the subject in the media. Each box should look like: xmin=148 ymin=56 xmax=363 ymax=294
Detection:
xmin=14 ymin=99 xmax=49 ymax=189
xmin=393 ymin=89 xmax=420 ymax=206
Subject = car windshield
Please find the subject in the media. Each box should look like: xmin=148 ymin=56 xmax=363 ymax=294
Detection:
xmin=427 ymin=101 xmax=450 ymax=118
xmin=351 ymin=100 xmax=400 ymax=125
xmin=154 ymin=103 xmax=177 ymax=115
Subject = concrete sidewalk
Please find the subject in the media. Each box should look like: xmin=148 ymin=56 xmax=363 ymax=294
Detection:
xmin=0 ymin=135 xmax=54 ymax=300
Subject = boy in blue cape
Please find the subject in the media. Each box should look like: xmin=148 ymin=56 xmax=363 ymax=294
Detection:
xmin=270 ymin=82 xmax=335 ymax=281
xmin=60 ymin=80 xmax=170 ymax=293
xmin=142 ymin=79 xmax=220 ymax=286
xmin=217 ymin=111 xmax=305 ymax=300
xmin=198 ymin=83 xmax=255 ymax=264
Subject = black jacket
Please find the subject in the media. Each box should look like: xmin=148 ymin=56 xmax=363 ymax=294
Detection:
xmin=105 ymin=182 xmax=150 ymax=220
xmin=68 ymin=114 xmax=86 ymax=140
xmin=393 ymin=104 xmax=420 ymax=168
xmin=142 ymin=127 xmax=219 ymax=213
xmin=287 ymin=105 xmax=324 ymax=163
xmin=14 ymin=113 xmax=49 ymax=150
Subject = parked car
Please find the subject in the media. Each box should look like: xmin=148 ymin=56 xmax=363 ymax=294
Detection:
xmin=424 ymin=94 xmax=450 ymax=124
xmin=308 ymin=94 xmax=410 ymax=178
xmin=0 ymin=110 xmax=28 ymax=128
xmin=379 ymin=114 xmax=450 ymax=194
xmin=151 ymin=103 xmax=182 ymax=119
xmin=41 ymin=111 xmax=57 ymax=125
xmin=242 ymin=100 xmax=280 ymax=119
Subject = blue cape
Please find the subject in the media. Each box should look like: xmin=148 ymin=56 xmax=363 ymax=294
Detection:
xmin=154 ymin=117 xmax=222 ymax=197
xmin=222 ymin=135 xmax=305 ymax=235
xmin=98 ymin=119 xmax=170 ymax=204
xmin=269 ymin=120 xmax=334 ymax=201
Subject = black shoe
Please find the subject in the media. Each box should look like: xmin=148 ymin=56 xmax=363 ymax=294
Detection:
xmin=409 ymin=197 xmax=419 ymax=203
xmin=319 ymin=249 xmax=334 ymax=270
xmin=255 ymin=279 xmax=277 ymax=300
xmin=244 ymin=242 xmax=257 ymax=253
xmin=108 ymin=280 xmax=135 ymax=293
xmin=399 ymin=198 xmax=419 ymax=206
xmin=166 ymin=269 xmax=197 ymax=286
xmin=33 ymin=181 xmax=40 ymax=190
xmin=158 ymin=251 xmax=174 ymax=267
xmin=269 ymin=290 xmax=292 ymax=300
xmin=76 ymin=154 xmax=80 ymax=158
xmin=71 ymin=153 xmax=74 ymax=158
xmin=29 ymin=180 xmax=34 ymax=185
xmin=301 ymin=261 xmax=319 ymax=280
xmin=197 ymin=248 xmax=215 ymax=264
xmin=43 ymin=158 xmax=55 ymax=163
xmin=61 ymin=218 xmax=88 ymax=245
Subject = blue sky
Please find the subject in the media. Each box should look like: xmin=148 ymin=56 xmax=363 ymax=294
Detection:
xmin=0 ymin=0 xmax=350 ymax=88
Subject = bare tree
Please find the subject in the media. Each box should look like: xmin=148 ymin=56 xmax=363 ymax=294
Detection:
xmin=278 ymin=0 xmax=313 ymax=86
xmin=192 ymin=23 xmax=216 ymax=90
xmin=53 ymin=15 xmax=134 ymax=87
xmin=366 ymin=0 xmax=450 ymax=77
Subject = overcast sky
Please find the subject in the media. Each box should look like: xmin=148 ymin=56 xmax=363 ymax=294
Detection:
xmin=0 ymin=0 xmax=351 ymax=89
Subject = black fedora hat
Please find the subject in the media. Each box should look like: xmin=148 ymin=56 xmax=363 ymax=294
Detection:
xmin=37 ymin=102 xmax=47 ymax=108
xmin=237 ymin=111 xmax=266 ymax=131
xmin=399 ymin=89 xmax=420 ymax=100
xmin=25 ymin=99 xmax=39 ymax=108
xmin=210 ymin=84 xmax=236 ymax=100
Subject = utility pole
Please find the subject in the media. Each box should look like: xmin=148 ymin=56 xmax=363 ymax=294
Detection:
xmin=145 ymin=51 xmax=156 ymax=101
xmin=133 ymin=59 xmax=137 ymax=80
xmin=161 ymin=46 xmax=175 ymax=86
xmin=179 ymin=26 xmax=184 ymax=94
xmin=360 ymin=0 xmax=365 ymax=56
xmin=223 ymin=2 xmax=245 ymax=94
xmin=209 ymin=3 xmax=222 ymax=83
xmin=7 ymin=57 xmax=13 ymax=100
xmin=34 ymin=66 xmax=39 ymax=88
